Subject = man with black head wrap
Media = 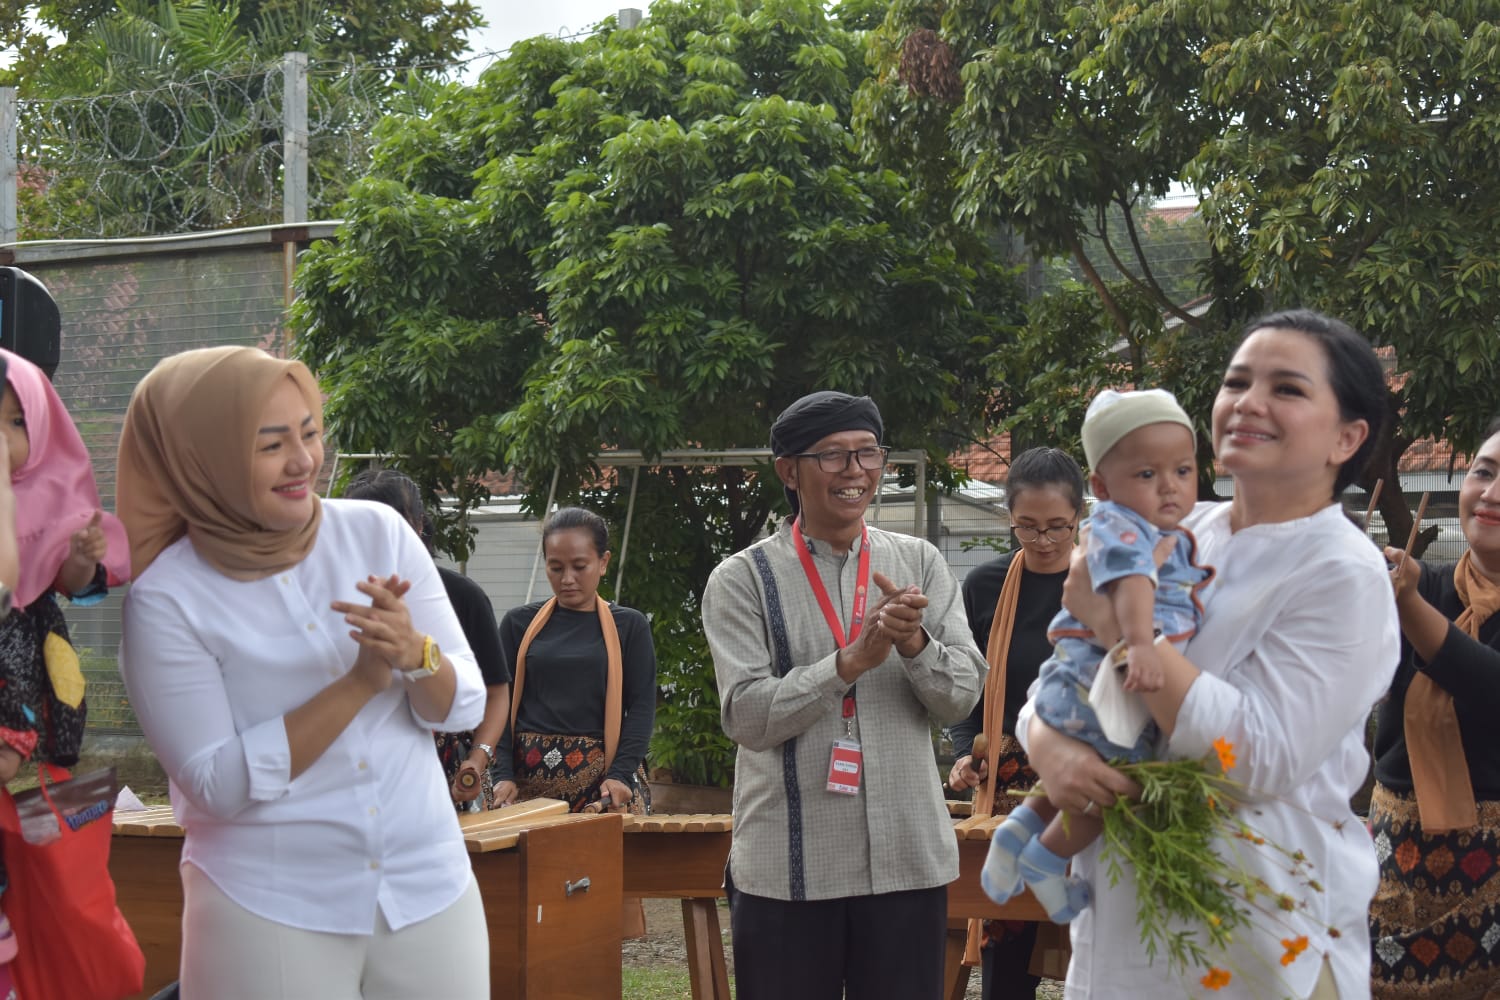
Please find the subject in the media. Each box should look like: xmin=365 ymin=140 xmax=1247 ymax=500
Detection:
xmin=702 ymin=390 xmax=985 ymax=1000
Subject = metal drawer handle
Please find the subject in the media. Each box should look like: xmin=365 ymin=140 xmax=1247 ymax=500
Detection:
xmin=565 ymin=876 xmax=591 ymax=896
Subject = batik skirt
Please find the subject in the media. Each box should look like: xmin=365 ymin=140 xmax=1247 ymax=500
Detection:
xmin=512 ymin=730 xmax=650 ymax=814
xmin=1369 ymin=783 xmax=1500 ymax=998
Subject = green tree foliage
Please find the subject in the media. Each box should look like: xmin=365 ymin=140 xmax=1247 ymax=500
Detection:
xmin=864 ymin=0 xmax=1500 ymax=538
xmin=239 ymin=0 xmax=481 ymax=67
xmin=10 ymin=0 xmax=478 ymax=237
xmin=293 ymin=0 xmax=1023 ymax=785
xmin=856 ymin=0 xmax=1246 ymax=485
xmin=1 ymin=3 xmax=115 ymax=85
xmin=2 ymin=0 xmax=479 ymax=85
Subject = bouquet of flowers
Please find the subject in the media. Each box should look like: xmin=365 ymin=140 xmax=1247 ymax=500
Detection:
xmin=1094 ymin=738 xmax=1326 ymax=992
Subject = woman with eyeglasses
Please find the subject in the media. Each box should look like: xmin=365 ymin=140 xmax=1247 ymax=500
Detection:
xmin=948 ymin=446 xmax=1085 ymax=999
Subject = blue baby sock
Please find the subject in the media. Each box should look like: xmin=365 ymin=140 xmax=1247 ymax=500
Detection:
xmin=1018 ymin=837 xmax=1091 ymax=923
xmin=980 ymin=805 xmax=1046 ymax=905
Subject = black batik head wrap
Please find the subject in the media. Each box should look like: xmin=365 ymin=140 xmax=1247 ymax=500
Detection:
xmin=769 ymin=391 xmax=884 ymax=515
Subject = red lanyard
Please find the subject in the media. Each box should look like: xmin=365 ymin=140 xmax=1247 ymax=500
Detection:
xmin=791 ymin=516 xmax=871 ymax=648
xmin=793 ymin=517 xmax=870 ymax=726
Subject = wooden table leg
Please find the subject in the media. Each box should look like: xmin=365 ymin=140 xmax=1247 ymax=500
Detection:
xmin=944 ymin=927 xmax=972 ymax=1000
xmin=622 ymin=896 xmax=647 ymax=939
xmin=681 ymin=898 xmax=731 ymax=1000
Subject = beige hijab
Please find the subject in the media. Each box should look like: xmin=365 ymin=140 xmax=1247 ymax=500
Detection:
xmin=117 ymin=346 xmax=324 ymax=578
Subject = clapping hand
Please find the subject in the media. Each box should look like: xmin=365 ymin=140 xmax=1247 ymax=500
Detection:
xmin=332 ymin=574 xmax=416 ymax=691
xmin=836 ymin=571 xmax=929 ymax=681
xmin=871 ymin=570 xmax=928 ymax=658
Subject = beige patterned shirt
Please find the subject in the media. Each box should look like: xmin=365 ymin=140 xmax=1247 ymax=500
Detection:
xmin=703 ymin=520 xmax=985 ymax=901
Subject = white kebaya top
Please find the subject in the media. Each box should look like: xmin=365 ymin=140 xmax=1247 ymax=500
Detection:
xmin=120 ymin=499 xmax=485 ymax=933
xmin=1021 ymin=500 xmax=1398 ymax=999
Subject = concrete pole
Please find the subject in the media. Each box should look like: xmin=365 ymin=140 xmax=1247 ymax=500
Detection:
xmin=1 ymin=88 xmax=17 ymax=246
xmin=282 ymin=53 xmax=309 ymax=225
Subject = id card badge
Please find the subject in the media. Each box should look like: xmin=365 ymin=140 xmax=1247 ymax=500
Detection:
xmin=826 ymin=738 xmax=863 ymax=795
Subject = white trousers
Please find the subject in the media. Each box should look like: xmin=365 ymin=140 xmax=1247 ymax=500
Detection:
xmin=179 ymin=862 xmax=489 ymax=1000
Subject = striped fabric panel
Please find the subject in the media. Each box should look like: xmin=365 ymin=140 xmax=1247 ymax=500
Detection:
xmin=752 ymin=546 xmax=806 ymax=901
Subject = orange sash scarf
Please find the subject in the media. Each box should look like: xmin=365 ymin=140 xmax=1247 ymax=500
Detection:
xmin=511 ymin=596 xmax=624 ymax=776
xmin=1404 ymin=551 xmax=1500 ymax=832
xmin=965 ymin=549 xmax=1029 ymax=964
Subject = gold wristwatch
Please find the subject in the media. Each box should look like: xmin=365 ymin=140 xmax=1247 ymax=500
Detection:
xmin=401 ymin=634 xmax=441 ymax=681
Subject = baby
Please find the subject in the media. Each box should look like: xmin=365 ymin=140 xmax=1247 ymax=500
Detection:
xmin=981 ymin=387 xmax=1214 ymax=922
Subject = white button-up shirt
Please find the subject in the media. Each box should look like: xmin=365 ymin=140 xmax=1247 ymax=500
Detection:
xmin=1022 ymin=501 xmax=1398 ymax=999
xmin=120 ymin=499 xmax=486 ymax=933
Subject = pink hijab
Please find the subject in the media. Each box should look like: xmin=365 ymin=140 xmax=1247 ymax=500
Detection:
xmin=3 ymin=348 xmax=131 ymax=608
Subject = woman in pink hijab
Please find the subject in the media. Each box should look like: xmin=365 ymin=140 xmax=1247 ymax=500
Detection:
xmin=0 ymin=347 xmax=129 ymax=785
xmin=0 ymin=347 xmax=130 ymax=986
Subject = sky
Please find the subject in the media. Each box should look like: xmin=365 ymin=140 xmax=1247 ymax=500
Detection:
xmin=465 ymin=0 xmax=653 ymax=62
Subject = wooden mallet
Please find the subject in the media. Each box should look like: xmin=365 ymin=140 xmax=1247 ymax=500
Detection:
xmin=1395 ymin=491 xmax=1431 ymax=577
xmin=1361 ymin=478 xmax=1384 ymax=536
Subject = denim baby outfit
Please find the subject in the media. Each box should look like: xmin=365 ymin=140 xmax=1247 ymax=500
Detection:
xmin=1032 ymin=500 xmax=1213 ymax=762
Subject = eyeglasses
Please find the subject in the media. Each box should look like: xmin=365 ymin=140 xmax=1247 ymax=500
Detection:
xmin=1012 ymin=524 xmax=1076 ymax=543
xmin=792 ymin=446 xmax=891 ymax=473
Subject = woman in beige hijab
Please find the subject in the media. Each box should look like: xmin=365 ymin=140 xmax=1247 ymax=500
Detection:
xmin=117 ymin=347 xmax=490 ymax=1000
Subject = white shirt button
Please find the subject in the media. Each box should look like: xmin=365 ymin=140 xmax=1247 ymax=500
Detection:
xmin=369 ymin=860 xmax=380 ymax=871
xmin=358 ymin=760 xmax=368 ymax=771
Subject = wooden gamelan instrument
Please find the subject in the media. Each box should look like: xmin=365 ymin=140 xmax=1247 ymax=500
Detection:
xmin=111 ymin=803 xmax=1040 ymax=1000
xmin=110 ymin=799 xmax=623 ymax=1000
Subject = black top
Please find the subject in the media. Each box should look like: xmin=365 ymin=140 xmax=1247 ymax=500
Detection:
xmin=949 ymin=551 xmax=1068 ymax=757
xmin=1374 ymin=560 xmax=1500 ymax=800
xmin=494 ymin=600 xmax=657 ymax=784
xmin=438 ymin=567 xmax=508 ymax=688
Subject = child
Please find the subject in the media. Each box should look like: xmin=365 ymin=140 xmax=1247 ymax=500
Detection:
xmin=981 ymin=387 xmax=1213 ymax=922
xmin=0 ymin=349 xmax=131 ymax=993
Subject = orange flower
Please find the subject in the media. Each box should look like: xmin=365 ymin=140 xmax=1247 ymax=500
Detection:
xmin=1200 ymin=967 xmax=1232 ymax=990
xmin=1213 ymin=737 xmax=1237 ymax=773
xmin=1280 ymin=935 xmax=1309 ymax=966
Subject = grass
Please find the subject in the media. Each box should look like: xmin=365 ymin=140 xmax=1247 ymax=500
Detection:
xmin=623 ymin=967 xmax=735 ymax=998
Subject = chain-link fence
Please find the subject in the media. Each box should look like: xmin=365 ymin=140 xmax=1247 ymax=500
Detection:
xmin=14 ymin=229 xmax=304 ymax=732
